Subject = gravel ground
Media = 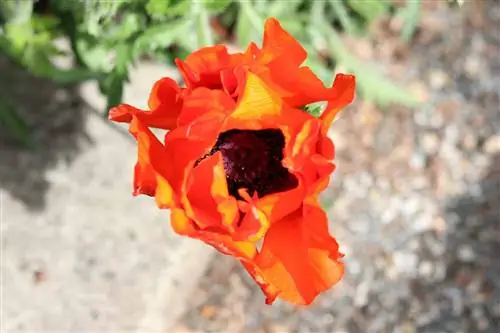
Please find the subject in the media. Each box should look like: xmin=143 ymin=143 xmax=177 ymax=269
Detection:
xmin=177 ymin=2 xmax=500 ymax=333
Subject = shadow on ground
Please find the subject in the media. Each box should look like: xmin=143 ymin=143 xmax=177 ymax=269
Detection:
xmin=0 ymin=56 xmax=93 ymax=211
xmin=414 ymin=154 xmax=500 ymax=333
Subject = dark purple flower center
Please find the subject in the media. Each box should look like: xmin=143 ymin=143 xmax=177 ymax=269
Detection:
xmin=196 ymin=129 xmax=298 ymax=199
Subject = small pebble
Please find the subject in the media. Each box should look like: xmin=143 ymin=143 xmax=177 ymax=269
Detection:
xmin=464 ymin=55 xmax=482 ymax=78
xmin=461 ymin=132 xmax=478 ymax=150
xmin=410 ymin=152 xmax=426 ymax=170
xmin=419 ymin=261 xmax=434 ymax=278
xmin=421 ymin=132 xmax=440 ymax=155
xmin=392 ymin=252 xmax=418 ymax=276
xmin=483 ymin=134 xmax=500 ymax=154
xmin=458 ymin=245 xmax=475 ymax=262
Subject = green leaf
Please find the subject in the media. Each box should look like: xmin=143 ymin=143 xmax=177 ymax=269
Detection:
xmin=146 ymin=0 xmax=190 ymax=19
xmin=192 ymin=1 xmax=214 ymax=47
xmin=312 ymin=18 xmax=420 ymax=107
xmin=328 ymin=0 xmax=358 ymax=35
xmin=38 ymin=66 xmax=102 ymax=85
xmin=0 ymin=0 xmax=34 ymax=24
xmin=267 ymin=0 xmax=302 ymax=17
xmin=108 ymin=12 xmax=144 ymax=42
xmin=301 ymin=104 xmax=324 ymax=118
xmin=203 ymin=0 xmax=232 ymax=13
xmin=132 ymin=19 xmax=192 ymax=57
xmin=236 ymin=0 xmax=263 ymax=47
xmin=346 ymin=0 xmax=389 ymax=22
xmin=145 ymin=0 xmax=172 ymax=16
xmin=75 ymin=34 xmax=112 ymax=72
xmin=396 ymin=0 xmax=421 ymax=42
xmin=102 ymin=43 xmax=132 ymax=114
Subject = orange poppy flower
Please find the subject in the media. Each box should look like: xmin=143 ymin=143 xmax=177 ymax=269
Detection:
xmin=109 ymin=17 xmax=355 ymax=305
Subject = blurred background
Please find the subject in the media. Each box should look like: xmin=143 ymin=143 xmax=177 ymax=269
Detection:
xmin=1 ymin=0 xmax=499 ymax=332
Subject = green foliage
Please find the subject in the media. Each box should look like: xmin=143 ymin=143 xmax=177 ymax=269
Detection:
xmin=1 ymin=0 xmax=425 ymax=145
xmin=301 ymin=104 xmax=324 ymax=118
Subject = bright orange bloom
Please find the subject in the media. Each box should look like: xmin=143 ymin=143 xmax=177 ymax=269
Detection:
xmin=109 ymin=17 xmax=355 ymax=305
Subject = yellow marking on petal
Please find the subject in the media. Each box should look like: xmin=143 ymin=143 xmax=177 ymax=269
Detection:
xmin=170 ymin=208 xmax=192 ymax=235
xmin=292 ymin=119 xmax=317 ymax=158
xmin=211 ymin=154 xmax=230 ymax=199
xmin=218 ymin=198 xmax=239 ymax=232
xmin=245 ymin=206 xmax=271 ymax=242
xmin=155 ymin=174 xmax=175 ymax=209
xmin=320 ymin=107 xmax=341 ymax=135
xmin=235 ymin=241 xmax=258 ymax=258
xmin=231 ymin=72 xmax=282 ymax=121
xmin=238 ymin=188 xmax=253 ymax=203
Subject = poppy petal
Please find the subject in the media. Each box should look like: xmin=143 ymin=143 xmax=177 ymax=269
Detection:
xmin=128 ymin=116 xmax=163 ymax=197
xmin=110 ymin=78 xmax=183 ymax=130
xmin=265 ymin=62 xmax=334 ymax=107
xmin=226 ymin=72 xmax=283 ymax=129
xmin=254 ymin=205 xmax=344 ymax=305
xmin=284 ymin=118 xmax=321 ymax=171
xmin=185 ymin=152 xmax=239 ymax=230
xmin=260 ymin=18 xmax=307 ymax=66
xmin=178 ymin=87 xmax=235 ymax=126
xmin=176 ymin=45 xmax=236 ymax=90
xmin=240 ymin=261 xmax=280 ymax=305
xmin=148 ymin=77 xmax=182 ymax=110
xmin=171 ymin=208 xmax=257 ymax=260
xmin=320 ymin=74 xmax=356 ymax=134
xmin=252 ymin=176 xmax=306 ymax=224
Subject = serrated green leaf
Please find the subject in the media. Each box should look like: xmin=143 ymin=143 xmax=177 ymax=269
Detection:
xmin=192 ymin=1 xmax=214 ymax=47
xmin=235 ymin=4 xmax=252 ymax=47
xmin=236 ymin=0 xmax=263 ymax=47
xmin=75 ymin=35 xmax=111 ymax=72
xmin=347 ymin=0 xmax=389 ymax=22
xmin=267 ymin=0 xmax=302 ymax=17
xmin=109 ymin=12 xmax=144 ymax=42
xmin=145 ymin=0 xmax=172 ymax=16
xmin=312 ymin=18 xmax=420 ymax=107
xmin=329 ymin=0 xmax=358 ymax=35
xmin=0 ymin=0 xmax=34 ymax=24
xmin=396 ymin=0 xmax=421 ymax=42
xmin=102 ymin=44 xmax=132 ymax=114
xmin=39 ymin=66 xmax=102 ymax=85
xmin=301 ymin=104 xmax=323 ymax=118
xmin=146 ymin=0 xmax=190 ymax=19
xmin=203 ymin=0 xmax=232 ymax=13
xmin=132 ymin=19 xmax=191 ymax=57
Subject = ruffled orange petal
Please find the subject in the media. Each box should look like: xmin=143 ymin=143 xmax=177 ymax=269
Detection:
xmin=264 ymin=61 xmax=334 ymax=107
xmin=320 ymin=74 xmax=356 ymax=134
xmin=259 ymin=18 xmax=307 ymax=67
xmin=253 ymin=205 xmax=344 ymax=305
xmin=234 ymin=201 xmax=270 ymax=242
xmin=185 ymin=152 xmax=239 ymax=230
xmin=283 ymin=117 xmax=321 ymax=171
xmin=175 ymin=45 xmax=229 ymax=89
xmin=250 ymin=176 xmax=306 ymax=225
xmin=128 ymin=116 xmax=168 ymax=199
xmin=240 ymin=261 xmax=279 ymax=305
xmin=109 ymin=78 xmax=183 ymax=130
xmin=128 ymin=117 xmax=157 ymax=195
xmin=177 ymin=87 xmax=235 ymax=126
xmin=170 ymin=208 xmax=257 ymax=260
xmin=176 ymin=45 xmax=252 ymax=90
